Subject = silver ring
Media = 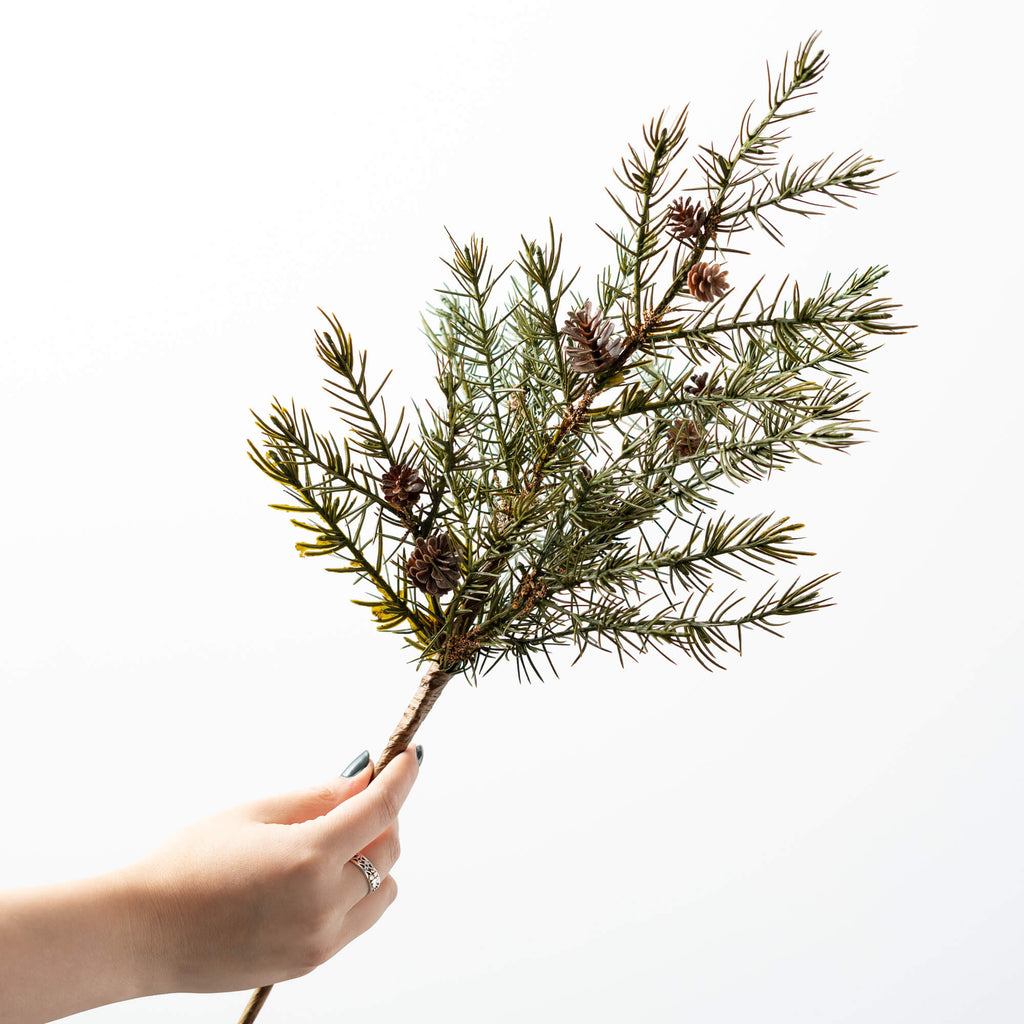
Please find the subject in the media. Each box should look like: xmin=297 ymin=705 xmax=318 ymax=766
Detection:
xmin=349 ymin=853 xmax=381 ymax=894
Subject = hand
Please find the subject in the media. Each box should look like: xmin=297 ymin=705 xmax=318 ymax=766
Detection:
xmin=124 ymin=744 xmax=420 ymax=995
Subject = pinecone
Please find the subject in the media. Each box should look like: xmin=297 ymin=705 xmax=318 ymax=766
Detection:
xmin=687 ymin=262 xmax=730 ymax=303
xmin=406 ymin=533 xmax=462 ymax=596
xmin=494 ymin=496 xmax=512 ymax=533
xmin=683 ymin=372 xmax=723 ymax=397
xmin=667 ymin=419 xmax=703 ymax=458
xmin=562 ymin=300 xmax=625 ymax=374
xmin=381 ymin=465 xmax=425 ymax=508
xmin=667 ymin=197 xmax=708 ymax=242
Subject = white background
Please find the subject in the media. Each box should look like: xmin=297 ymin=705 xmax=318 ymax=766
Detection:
xmin=2 ymin=1 xmax=1021 ymax=1021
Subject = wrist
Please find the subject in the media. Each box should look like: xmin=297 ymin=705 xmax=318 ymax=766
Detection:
xmin=109 ymin=860 xmax=182 ymax=998
xmin=0 ymin=870 xmax=156 ymax=1023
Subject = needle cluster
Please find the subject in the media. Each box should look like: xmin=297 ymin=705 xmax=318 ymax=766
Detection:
xmin=249 ymin=31 xmax=913 ymax=684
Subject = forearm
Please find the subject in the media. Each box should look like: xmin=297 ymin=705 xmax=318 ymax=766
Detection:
xmin=0 ymin=869 xmax=155 ymax=1023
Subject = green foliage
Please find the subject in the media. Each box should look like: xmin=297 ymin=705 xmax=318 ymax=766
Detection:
xmin=250 ymin=31 xmax=913 ymax=683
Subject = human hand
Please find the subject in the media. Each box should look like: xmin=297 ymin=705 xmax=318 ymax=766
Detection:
xmin=121 ymin=744 xmax=420 ymax=995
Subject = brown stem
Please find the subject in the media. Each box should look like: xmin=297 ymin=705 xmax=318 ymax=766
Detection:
xmin=237 ymin=986 xmax=272 ymax=1024
xmin=371 ymin=660 xmax=452 ymax=777
xmin=525 ymin=383 xmax=597 ymax=496
xmin=236 ymin=660 xmax=452 ymax=1024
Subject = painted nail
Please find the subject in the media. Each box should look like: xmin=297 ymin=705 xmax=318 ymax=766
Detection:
xmin=340 ymin=750 xmax=370 ymax=778
xmin=416 ymin=744 xmax=424 ymax=766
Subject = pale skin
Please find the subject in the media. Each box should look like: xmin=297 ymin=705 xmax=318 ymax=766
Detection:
xmin=0 ymin=744 xmax=420 ymax=1023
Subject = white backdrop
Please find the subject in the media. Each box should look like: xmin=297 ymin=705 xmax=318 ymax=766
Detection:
xmin=2 ymin=1 xmax=1021 ymax=1022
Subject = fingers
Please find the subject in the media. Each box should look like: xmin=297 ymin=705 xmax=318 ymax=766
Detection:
xmin=336 ymin=874 xmax=399 ymax=947
xmin=341 ymin=820 xmax=400 ymax=902
xmin=239 ymin=760 xmax=373 ymax=825
xmin=318 ymin=744 xmax=420 ymax=858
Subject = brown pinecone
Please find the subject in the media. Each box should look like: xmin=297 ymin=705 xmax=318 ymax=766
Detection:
xmin=562 ymin=299 xmax=625 ymax=374
xmin=683 ymin=372 xmax=723 ymax=397
xmin=667 ymin=419 xmax=703 ymax=459
xmin=687 ymin=262 xmax=729 ymax=303
xmin=667 ymin=197 xmax=707 ymax=242
xmin=381 ymin=465 xmax=425 ymax=508
xmin=406 ymin=533 xmax=462 ymax=596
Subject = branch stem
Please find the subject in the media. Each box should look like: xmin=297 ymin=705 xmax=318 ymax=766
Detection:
xmin=373 ymin=661 xmax=453 ymax=772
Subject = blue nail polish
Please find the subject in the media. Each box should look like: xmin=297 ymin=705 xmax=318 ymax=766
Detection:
xmin=340 ymin=750 xmax=370 ymax=777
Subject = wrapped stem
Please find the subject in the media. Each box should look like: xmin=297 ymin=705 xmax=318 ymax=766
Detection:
xmin=373 ymin=661 xmax=452 ymax=776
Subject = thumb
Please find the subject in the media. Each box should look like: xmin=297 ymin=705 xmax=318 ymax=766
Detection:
xmin=241 ymin=754 xmax=374 ymax=826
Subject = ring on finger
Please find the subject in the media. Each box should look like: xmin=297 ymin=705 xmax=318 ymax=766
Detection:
xmin=349 ymin=853 xmax=381 ymax=894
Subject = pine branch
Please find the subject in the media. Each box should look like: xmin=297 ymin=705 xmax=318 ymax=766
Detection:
xmin=564 ymin=571 xmax=838 ymax=671
xmin=599 ymin=109 xmax=690 ymax=331
xmin=663 ymin=265 xmax=909 ymax=365
xmin=315 ymin=311 xmax=410 ymax=467
xmin=475 ymin=571 xmax=837 ymax=675
xmin=716 ymin=151 xmax=895 ymax=245
xmin=250 ymin=425 xmax=432 ymax=639
xmin=593 ymin=226 xmax=637 ymax=323
xmin=654 ymin=31 xmax=829 ymax=316
xmin=414 ymin=318 xmax=494 ymax=538
xmin=435 ymin=232 xmax=522 ymax=482
xmin=697 ymin=31 xmax=829 ymax=198
xmin=249 ymin=400 xmax=407 ymax=531
xmin=546 ymin=513 xmax=814 ymax=597
xmin=242 ymin=30 xmax=912 ymax=1021
xmin=514 ymin=219 xmax=579 ymax=402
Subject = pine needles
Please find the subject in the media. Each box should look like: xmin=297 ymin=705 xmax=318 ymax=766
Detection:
xmin=249 ymin=31 xmax=914 ymax=685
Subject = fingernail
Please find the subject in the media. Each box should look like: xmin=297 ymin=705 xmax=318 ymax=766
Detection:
xmin=416 ymin=744 xmax=424 ymax=766
xmin=340 ymin=750 xmax=370 ymax=777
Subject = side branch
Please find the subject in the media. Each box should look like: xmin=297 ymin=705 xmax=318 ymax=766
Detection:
xmin=250 ymin=402 xmax=418 ymax=536
xmin=525 ymin=383 xmax=598 ymax=495
xmin=316 ymin=310 xmax=408 ymax=467
xmin=716 ymin=151 xmax=894 ymax=244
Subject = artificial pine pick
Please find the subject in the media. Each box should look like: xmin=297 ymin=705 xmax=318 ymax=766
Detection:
xmin=241 ymin=30 xmax=913 ymax=1022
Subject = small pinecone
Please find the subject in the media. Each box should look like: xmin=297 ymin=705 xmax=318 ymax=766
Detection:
xmin=687 ymin=262 xmax=729 ymax=303
xmin=494 ymin=496 xmax=512 ymax=533
xmin=381 ymin=465 xmax=425 ymax=508
xmin=562 ymin=299 xmax=625 ymax=374
xmin=668 ymin=419 xmax=703 ymax=458
xmin=683 ymin=372 xmax=723 ymax=397
xmin=407 ymin=533 xmax=462 ymax=596
xmin=668 ymin=197 xmax=707 ymax=242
